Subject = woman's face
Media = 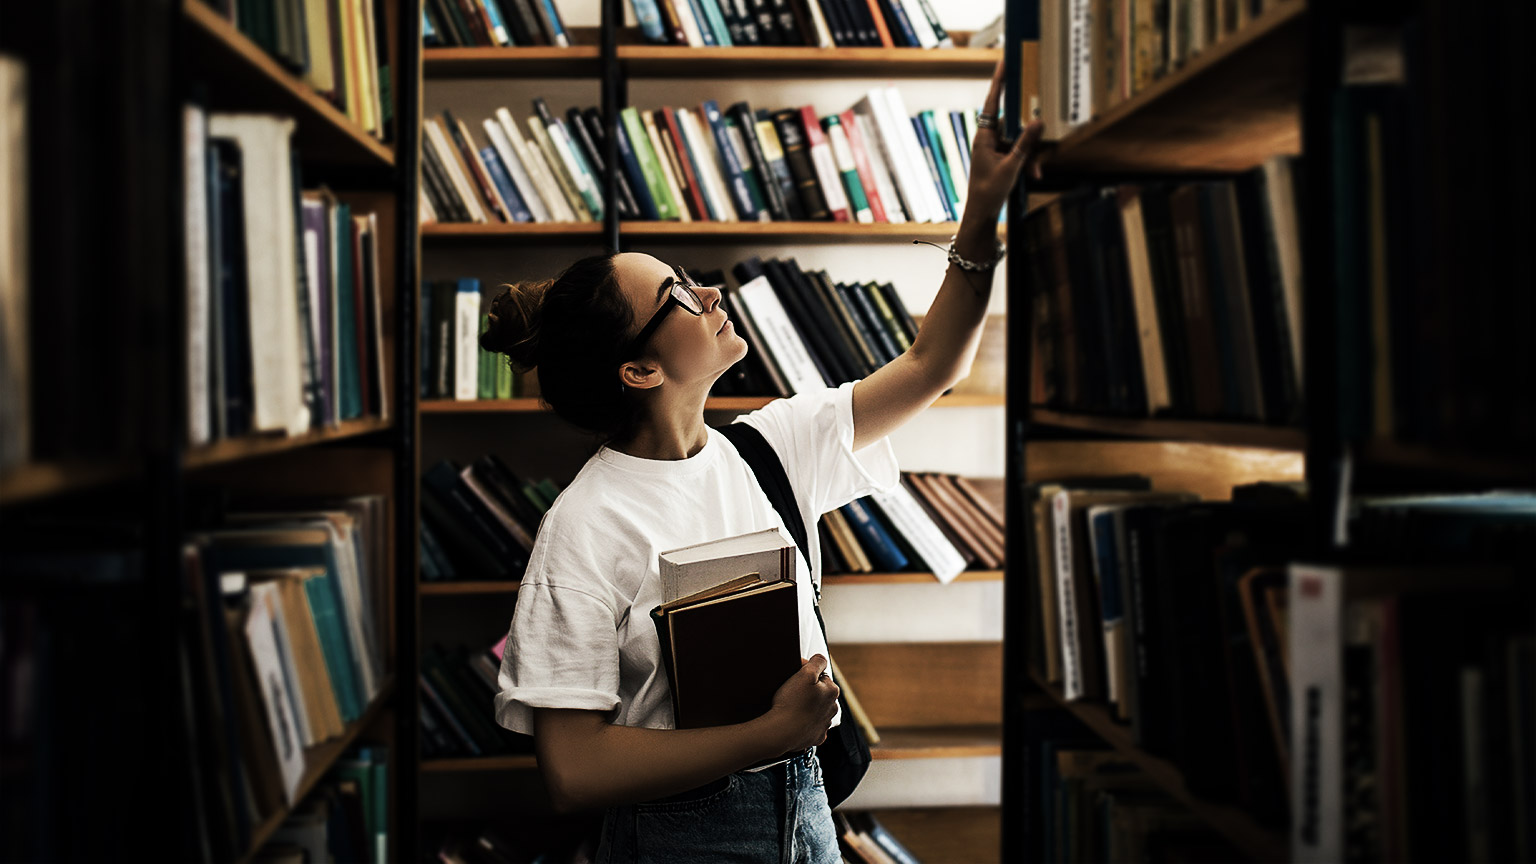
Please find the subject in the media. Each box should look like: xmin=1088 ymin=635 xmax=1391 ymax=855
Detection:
xmin=613 ymin=252 xmax=748 ymax=391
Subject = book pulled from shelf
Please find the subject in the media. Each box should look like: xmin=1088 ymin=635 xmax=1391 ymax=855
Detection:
xmin=419 ymin=455 xmax=564 ymax=582
xmin=625 ymin=0 xmax=956 ymax=49
xmin=1021 ymin=158 xmax=1304 ymax=427
xmin=184 ymin=107 xmax=390 ymax=447
xmin=423 ymin=0 xmax=577 ymax=47
xmin=419 ymin=638 xmax=537 ymax=759
xmin=648 ymin=529 xmax=801 ymax=746
xmin=198 ymin=0 xmax=394 ymax=141
xmin=417 ymin=91 xmax=982 ymax=228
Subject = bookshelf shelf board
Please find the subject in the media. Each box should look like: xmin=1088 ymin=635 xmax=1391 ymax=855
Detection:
xmin=618 ymin=39 xmax=1001 ymax=79
xmin=1043 ymin=0 xmax=1306 ymax=173
xmin=1359 ymin=439 xmax=1536 ymax=483
xmin=1030 ymin=408 xmax=1306 ymax=450
xmin=184 ymin=0 xmax=395 ymax=168
xmin=420 ymin=221 xmax=987 ymax=243
xmin=869 ymin=807 xmax=1000 ymax=864
xmin=420 ymin=222 xmax=605 ymax=241
xmin=869 ymin=724 xmax=1002 ymax=760
xmin=239 ymin=676 xmax=397 ymax=864
xmin=420 ymin=580 xmax=523 ymax=595
xmin=0 ymin=460 xmax=139 ymax=508
xmin=1025 ymin=671 xmax=1286 ymax=863
xmin=421 ymin=395 xmax=1004 ymax=414
xmin=422 ymin=755 xmax=539 ymax=772
xmin=823 ymin=569 xmax=1004 ymax=586
xmin=423 ymin=46 xmax=601 ymax=78
xmin=183 ymin=417 xmax=394 ymax=470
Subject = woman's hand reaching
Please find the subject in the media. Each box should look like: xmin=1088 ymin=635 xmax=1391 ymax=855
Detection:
xmin=961 ymin=58 xmax=1046 ymax=229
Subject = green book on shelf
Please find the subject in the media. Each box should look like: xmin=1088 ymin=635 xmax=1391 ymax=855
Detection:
xmin=621 ymin=107 xmax=679 ymax=221
xmin=495 ymin=348 xmax=513 ymax=399
xmin=477 ymin=312 xmax=495 ymax=399
xmin=863 ymin=281 xmax=913 ymax=353
xmin=303 ymin=570 xmax=364 ymax=723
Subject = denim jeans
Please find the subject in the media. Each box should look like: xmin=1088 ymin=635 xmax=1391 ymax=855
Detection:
xmin=594 ymin=747 xmax=840 ymax=864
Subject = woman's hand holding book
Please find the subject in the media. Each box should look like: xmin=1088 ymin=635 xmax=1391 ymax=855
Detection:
xmin=763 ymin=654 xmax=841 ymax=753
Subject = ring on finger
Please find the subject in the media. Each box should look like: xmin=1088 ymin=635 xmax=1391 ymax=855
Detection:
xmin=976 ymin=115 xmax=998 ymax=130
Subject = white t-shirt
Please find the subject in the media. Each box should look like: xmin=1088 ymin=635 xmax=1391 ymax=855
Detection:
xmin=493 ymin=380 xmax=900 ymax=740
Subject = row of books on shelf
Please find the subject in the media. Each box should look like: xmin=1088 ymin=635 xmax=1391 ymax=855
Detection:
xmin=419 ymin=88 xmax=981 ymax=227
xmin=1025 ymin=712 xmax=1246 ymax=863
xmin=420 ymin=639 xmax=537 ymax=758
xmin=183 ymin=106 xmax=391 ymax=447
xmin=628 ymin=0 xmax=958 ymax=49
xmin=424 ymin=0 xmax=574 ymax=47
xmin=1023 ymin=474 xmax=1535 ymax=861
xmin=181 ymin=497 xmax=391 ymax=859
xmin=420 ymin=457 xmax=565 ymax=582
xmin=834 ymin=811 xmax=924 ymax=864
xmin=248 ymin=744 xmax=389 ymax=864
xmin=1037 ymin=0 xmax=1292 ymax=137
xmin=1022 ymin=157 xmax=1303 ymax=424
xmin=422 ymin=279 xmax=521 ymax=402
xmin=197 ymin=0 xmax=394 ymax=142
xmin=819 ymin=472 xmax=1006 ymax=577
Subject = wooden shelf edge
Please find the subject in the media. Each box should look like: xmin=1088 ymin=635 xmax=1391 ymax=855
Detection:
xmin=0 ymin=459 xmax=140 ymax=508
xmin=1030 ymin=408 xmax=1306 ymax=451
xmin=422 ymin=395 xmax=1003 ymax=414
xmin=184 ymin=418 xmax=394 ymax=470
xmin=183 ymin=0 xmax=394 ymax=167
xmin=422 ymin=754 xmax=539 ymax=773
xmin=869 ymin=725 xmax=1003 ymax=760
xmin=240 ymin=677 xmax=397 ymax=864
xmin=419 ymin=221 xmax=986 ymax=240
xmin=1024 ymin=671 xmax=1287 ymax=863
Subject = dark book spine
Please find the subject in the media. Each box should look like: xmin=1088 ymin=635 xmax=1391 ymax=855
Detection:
xmin=770 ymin=0 xmax=804 ymax=43
xmin=840 ymin=498 xmax=909 ymax=571
xmin=1194 ymin=181 xmax=1242 ymax=418
xmin=873 ymin=281 xmax=919 ymax=346
xmin=725 ymin=0 xmax=759 ymax=43
xmin=770 ymin=109 xmax=830 ymax=220
xmin=811 ymin=271 xmax=878 ymax=376
xmin=826 ymin=278 xmax=883 ymax=373
xmin=842 ymin=281 xmax=900 ymax=365
xmin=839 ymin=0 xmax=880 ymax=46
xmin=728 ymin=102 xmax=791 ymax=221
xmin=783 ymin=258 xmax=864 ymax=382
xmin=721 ymin=285 xmax=792 ymax=396
xmin=876 ymin=0 xmax=917 ymax=47
xmin=1168 ymin=183 xmax=1225 ymax=417
xmin=747 ymin=0 xmax=782 ymax=44
xmin=761 ymin=259 xmax=846 ymax=383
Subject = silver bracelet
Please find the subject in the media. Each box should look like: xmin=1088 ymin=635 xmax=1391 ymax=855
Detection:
xmin=913 ymin=235 xmax=1007 ymax=271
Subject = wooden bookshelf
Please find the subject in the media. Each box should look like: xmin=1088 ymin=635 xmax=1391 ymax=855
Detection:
xmin=1358 ymin=439 xmax=1535 ymax=484
xmin=1024 ymin=672 xmax=1286 ymax=863
xmin=420 ymin=394 xmax=1005 ymax=413
xmin=1030 ymin=408 xmax=1306 ymax=450
xmin=238 ymin=677 xmax=398 ymax=864
xmin=1042 ymin=0 xmax=1306 ymax=173
xmin=182 ymin=0 xmax=395 ymax=168
xmin=419 ymin=570 xmax=1003 ymax=596
xmin=423 ymin=27 xmax=603 ymax=77
xmin=419 ymin=221 xmax=983 ymax=243
xmin=182 ymin=417 xmax=394 ymax=471
xmin=0 ymin=460 xmax=140 ymax=508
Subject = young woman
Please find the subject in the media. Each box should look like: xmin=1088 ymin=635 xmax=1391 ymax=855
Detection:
xmin=485 ymin=62 xmax=1043 ymax=863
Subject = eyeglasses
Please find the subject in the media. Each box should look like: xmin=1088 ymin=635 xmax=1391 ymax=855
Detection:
xmin=624 ymin=264 xmax=707 ymax=357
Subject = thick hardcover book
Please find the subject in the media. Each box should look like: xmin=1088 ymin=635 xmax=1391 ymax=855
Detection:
xmin=806 ymin=270 xmax=877 ymax=376
xmin=763 ymin=258 xmax=852 ymax=384
xmin=728 ymin=101 xmax=791 ymax=221
xmin=839 ymin=497 xmax=909 ymax=572
xmin=754 ymin=109 xmax=806 ymax=220
xmin=800 ymin=106 xmax=849 ymax=221
xmin=657 ymin=527 xmax=795 ymax=605
xmin=701 ymin=100 xmax=761 ymax=220
xmin=651 ymin=575 xmax=801 ymax=734
xmin=732 ymin=258 xmax=828 ymax=392
xmin=1167 ymin=183 xmax=1224 ymax=417
xmin=769 ymin=108 xmax=829 ymax=220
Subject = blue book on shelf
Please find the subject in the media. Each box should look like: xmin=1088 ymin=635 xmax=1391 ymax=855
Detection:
xmin=481 ymin=0 xmax=513 ymax=45
xmin=702 ymin=99 xmax=761 ymax=221
xmin=1090 ymin=508 xmax=1124 ymax=640
xmin=840 ymin=497 xmax=909 ymax=572
xmin=883 ymin=0 xmax=921 ymax=47
xmin=612 ymin=117 xmax=660 ymax=220
xmin=630 ymin=0 xmax=666 ymax=42
xmin=911 ymin=116 xmax=955 ymax=221
xmin=949 ymin=110 xmax=971 ymax=176
xmin=537 ymin=0 xmax=570 ymax=45
xmin=479 ymin=146 xmax=533 ymax=222
xmin=685 ymin=0 xmax=718 ymax=44
xmin=920 ymin=110 xmax=960 ymax=214
xmin=698 ymin=0 xmax=734 ymax=45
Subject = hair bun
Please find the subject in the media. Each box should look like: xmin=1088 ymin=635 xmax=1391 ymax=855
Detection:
xmin=481 ymin=278 xmax=554 ymax=373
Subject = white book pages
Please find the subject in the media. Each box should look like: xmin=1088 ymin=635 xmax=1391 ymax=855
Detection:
xmin=659 ymin=526 xmax=795 ymax=604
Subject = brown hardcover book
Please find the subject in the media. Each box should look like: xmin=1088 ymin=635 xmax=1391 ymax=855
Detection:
xmin=907 ymin=473 xmax=997 ymax=569
xmin=1046 ymin=199 xmax=1082 ymax=406
xmin=899 ymin=474 xmax=980 ymax=570
xmin=1167 ymin=184 xmax=1224 ymax=416
xmin=824 ymin=508 xmax=872 ymax=573
xmin=650 ymin=577 xmax=802 ymax=735
xmin=655 ymin=0 xmax=689 ymax=44
xmin=1033 ymin=484 xmax=1065 ymax=682
xmin=953 ymin=476 xmax=1006 ymax=534
xmin=922 ymin=473 xmax=1005 ymax=567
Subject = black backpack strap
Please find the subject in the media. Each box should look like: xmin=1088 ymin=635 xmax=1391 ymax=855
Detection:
xmin=715 ymin=421 xmax=815 ymax=600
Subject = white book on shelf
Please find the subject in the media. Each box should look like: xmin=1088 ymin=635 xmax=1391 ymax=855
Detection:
xmin=455 ymin=282 xmax=482 ymax=400
xmin=541 ymin=111 xmax=603 ymax=220
xmin=184 ymin=104 xmax=212 ymax=447
xmin=1050 ymin=489 xmax=1085 ymax=700
xmin=526 ymin=116 xmax=593 ymax=222
xmin=734 ymin=274 xmax=825 ymax=394
xmin=932 ymin=110 xmax=969 ymax=214
xmin=419 ymin=187 xmax=437 ymax=225
xmin=804 ymin=113 xmax=849 ymax=220
xmin=854 ymin=91 xmax=928 ymax=223
xmin=455 ymin=117 xmax=511 ymax=222
xmin=244 ymin=578 xmax=308 ymax=805
xmin=497 ymin=108 xmax=575 ymax=223
xmin=300 ymin=198 xmax=327 ymax=425
xmin=824 ymin=119 xmax=872 ymax=223
xmin=424 ymin=118 xmax=488 ymax=223
xmin=851 ymin=113 xmax=906 ymax=224
xmin=642 ymin=110 xmax=693 ymax=223
xmin=1289 ymin=563 xmax=1343 ymax=864
xmin=484 ymin=116 xmax=551 ymax=222
xmin=207 ymin=113 xmax=310 ymax=437
xmin=1068 ymin=0 xmax=1093 ymax=127
xmin=803 ymin=0 xmax=835 ymax=47
xmin=897 ymin=0 xmax=940 ymax=48
xmin=0 ymin=56 xmax=26 ymax=470
xmin=680 ymin=107 xmax=738 ymax=222
xmin=672 ymin=0 xmax=706 ymax=46
xmin=882 ymin=87 xmax=948 ymax=223
xmin=867 ymin=483 xmax=966 ymax=584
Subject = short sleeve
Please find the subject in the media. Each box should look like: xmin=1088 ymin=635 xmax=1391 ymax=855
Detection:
xmin=737 ymin=379 xmax=900 ymax=519
xmin=493 ymin=518 xmax=625 ymax=735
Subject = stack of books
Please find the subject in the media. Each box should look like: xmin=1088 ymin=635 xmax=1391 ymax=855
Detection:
xmin=253 ymin=743 xmax=390 ymax=864
xmin=628 ymin=0 xmax=958 ymax=49
xmin=423 ymin=0 xmax=575 ymax=47
xmin=419 ymin=456 xmax=565 ymax=582
xmin=1022 ymin=156 xmax=1304 ymax=425
xmin=420 ymin=91 xmax=980 ymax=226
xmin=176 ymin=497 xmax=390 ymax=860
xmin=420 ymin=637 xmax=537 ymax=760
xmin=1036 ymin=0 xmax=1292 ymax=137
xmin=183 ymin=107 xmax=391 ymax=446
xmin=822 ymin=472 xmax=1004 ymax=579
xmin=196 ymin=0 xmax=393 ymax=142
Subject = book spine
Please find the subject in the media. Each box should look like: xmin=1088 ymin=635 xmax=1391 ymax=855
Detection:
xmin=454 ymin=280 xmax=481 ymax=400
xmin=722 ymin=113 xmax=770 ymax=218
xmin=526 ymin=115 xmax=593 ymax=221
xmin=660 ymin=108 xmax=712 ymax=221
xmin=839 ymin=498 xmax=909 ymax=572
xmin=770 ymin=109 xmax=829 ymax=220
xmin=800 ymin=106 xmax=849 ymax=221
xmin=484 ymin=117 xmax=550 ymax=222
xmin=734 ymin=273 xmax=826 ymax=393
xmin=822 ymin=116 xmax=872 ymax=223
xmin=1290 ymin=564 xmax=1343 ymax=864
xmin=579 ymin=107 xmax=644 ymax=220
xmin=478 ymin=147 xmax=532 ymax=222
xmin=1052 ymin=491 xmax=1085 ymax=700
xmin=730 ymin=103 xmax=790 ymax=221
xmin=910 ymin=116 xmax=955 ymax=221
xmin=612 ymin=110 xmax=662 ymax=220
xmin=837 ymin=108 xmax=886 ymax=222
xmin=699 ymin=0 xmax=735 ymax=44
xmin=630 ymin=0 xmax=668 ymax=41
xmin=621 ymin=107 xmax=678 ymax=220
xmin=867 ymin=483 xmax=967 ymax=582
xmin=754 ymin=112 xmax=806 ymax=220
xmin=642 ymin=110 xmax=693 ymax=222
xmin=702 ymin=100 xmax=761 ymax=220
xmin=680 ymin=108 xmax=737 ymax=220
xmin=535 ymin=99 xmax=603 ymax=219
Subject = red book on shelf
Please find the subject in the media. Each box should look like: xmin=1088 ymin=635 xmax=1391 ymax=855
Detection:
xmin=660 ymin=107 xmax=711 ymax=222
xmin=798 ymin=105 xmax=849 ymax=222
xmin=837 ymin=107 xmax=888 ymax=222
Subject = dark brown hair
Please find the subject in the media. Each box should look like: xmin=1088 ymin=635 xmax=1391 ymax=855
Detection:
xmin=479 ymin=252 xmax=645 ymax=441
